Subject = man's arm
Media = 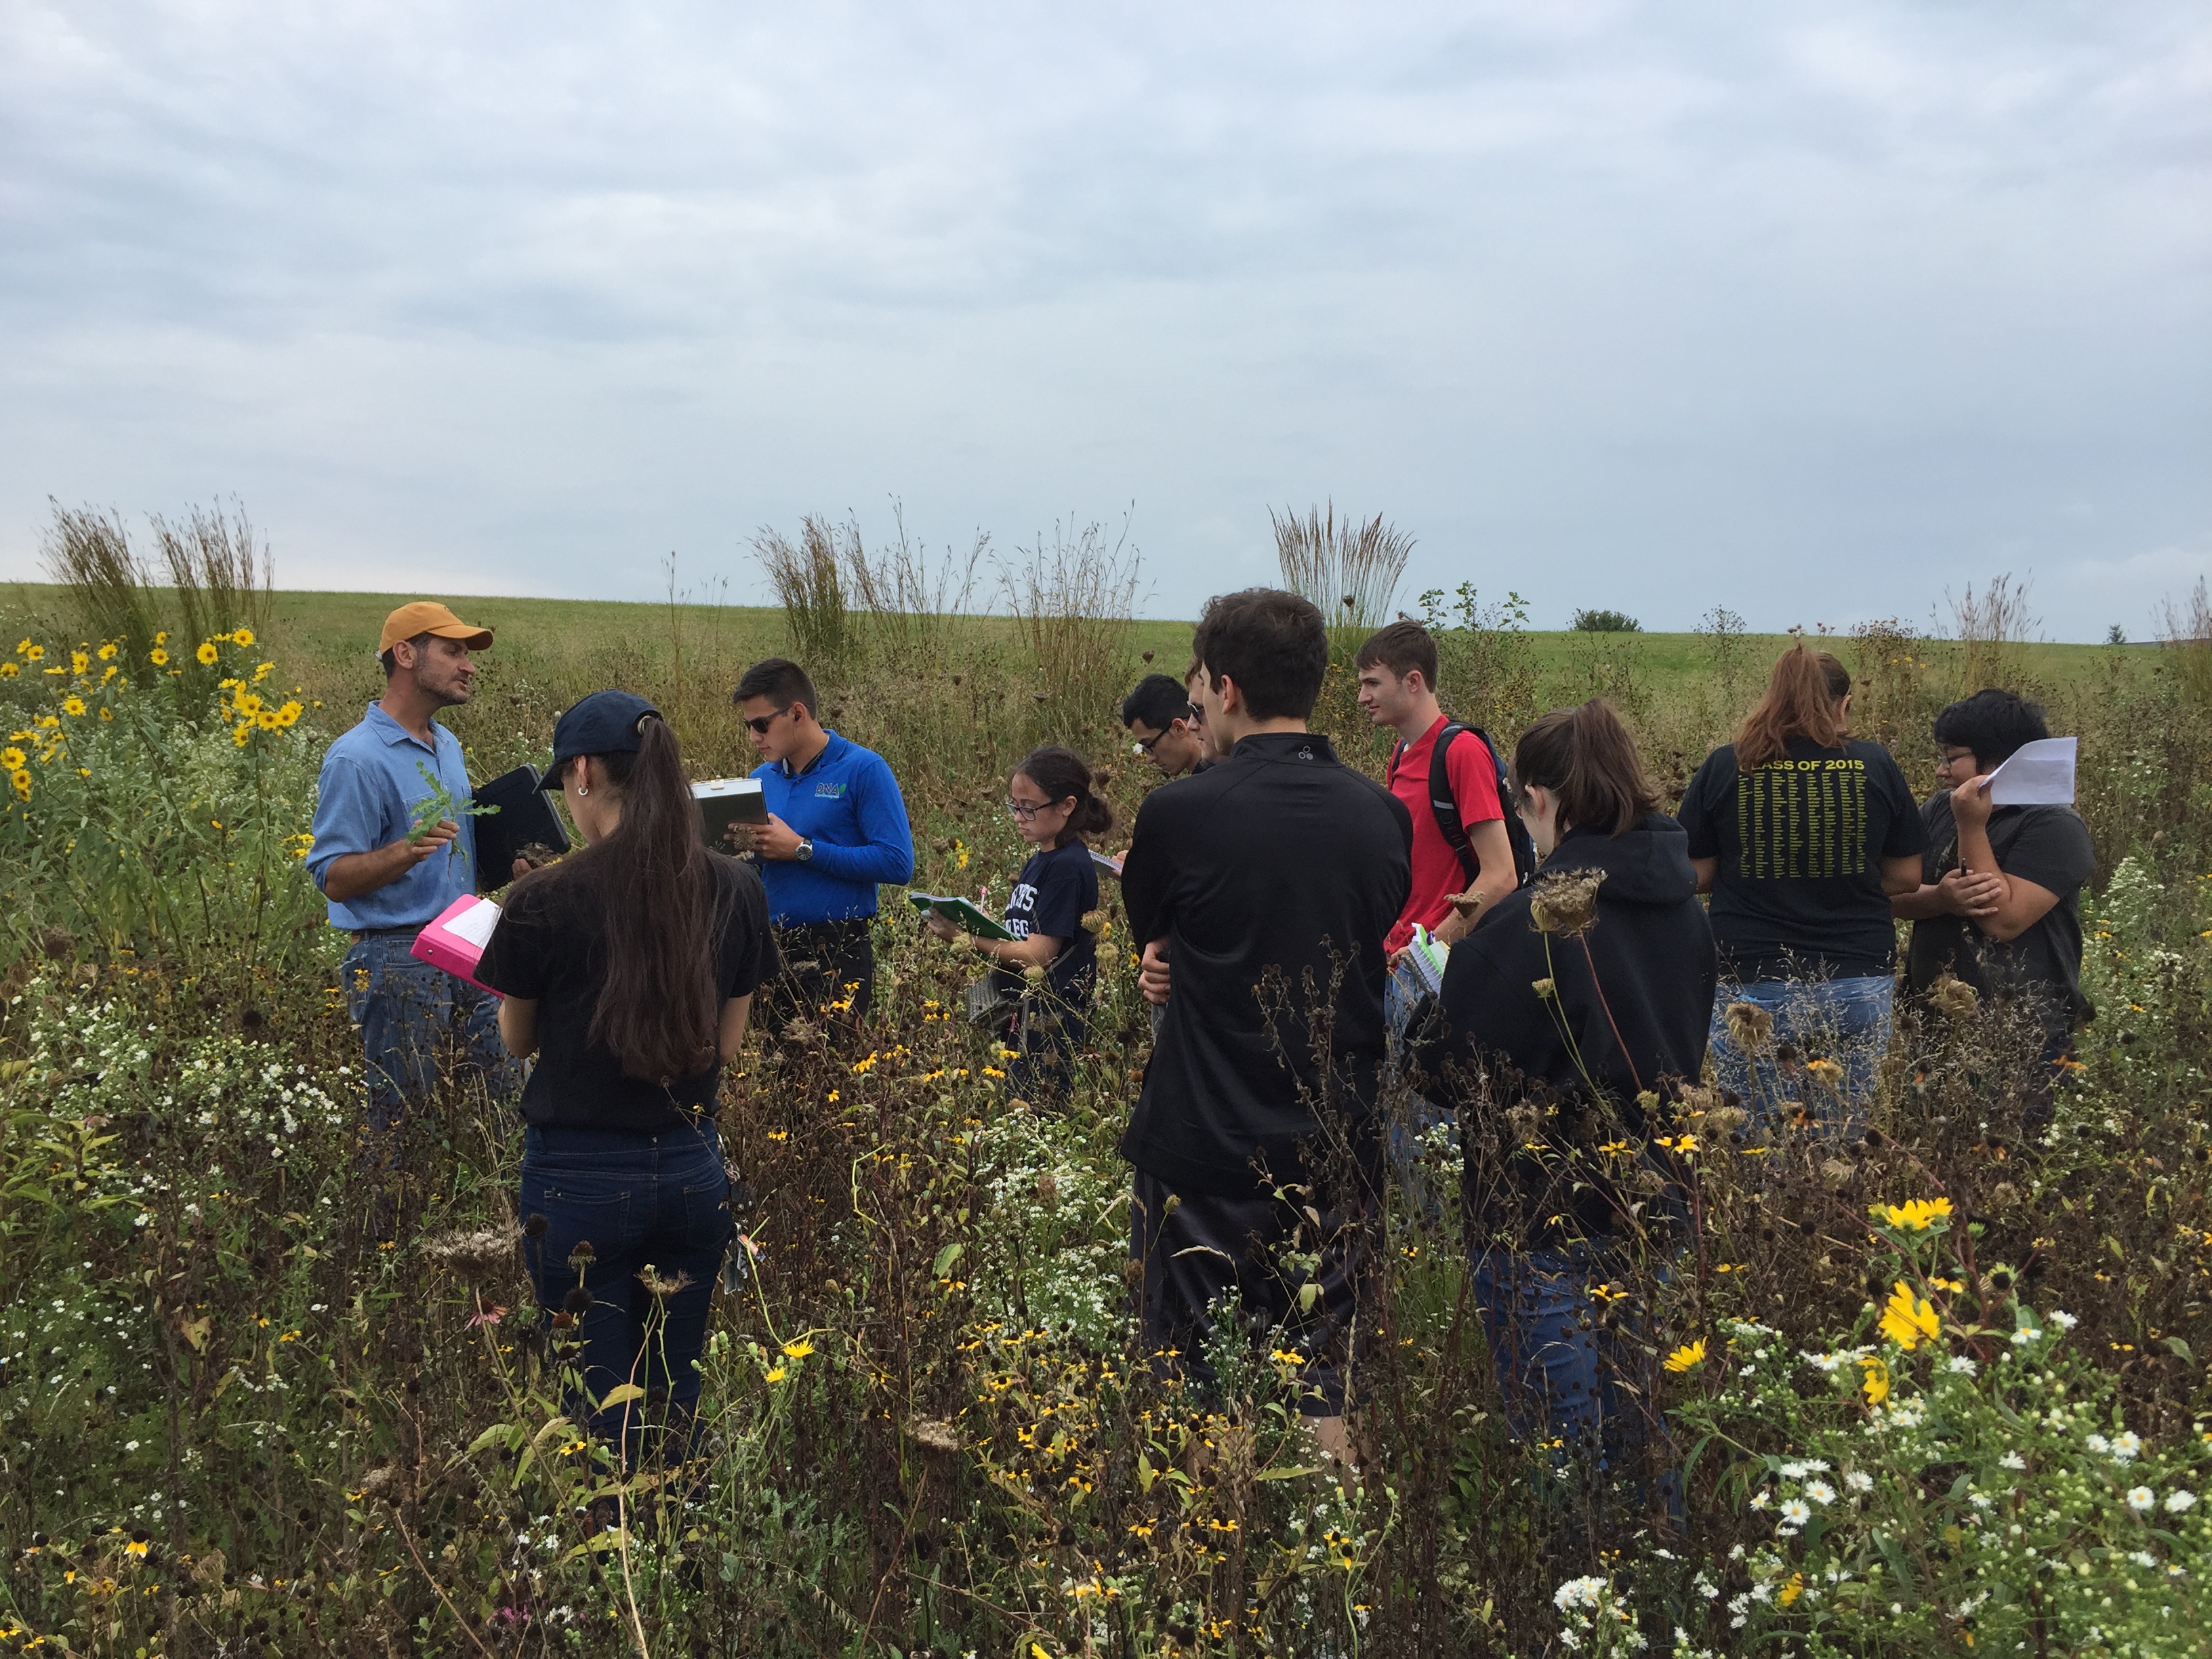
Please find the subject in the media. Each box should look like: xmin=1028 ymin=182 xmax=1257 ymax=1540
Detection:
xmin=308 ymin=755 xmax=458 ymax=904
xmin=1433 ymin=819 xmax=1518 ymax=944
xmin=1879 ymin=853 xmax=1925 ymax=897
xmin=1948 ymin=779 xmax=2070 ymax=942
xmin=801 ymin=756 xmax=916 ymax=885
xmin=1689 ymin=856 xmax=1717 ymax=895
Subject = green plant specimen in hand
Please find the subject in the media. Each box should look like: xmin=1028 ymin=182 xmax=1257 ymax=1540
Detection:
xmin=405 ymin=760 xmax=497 ymax=867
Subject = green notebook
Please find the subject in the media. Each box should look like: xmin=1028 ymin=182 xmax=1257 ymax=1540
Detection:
xmin=905 ymin=891 xmax=1016 ymax=941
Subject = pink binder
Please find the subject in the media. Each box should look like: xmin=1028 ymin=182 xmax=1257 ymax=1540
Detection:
xmin=410 ymin=895 xmax=504 ymax=994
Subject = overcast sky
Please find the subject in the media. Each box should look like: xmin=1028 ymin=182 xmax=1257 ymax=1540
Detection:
xmin=1 ymin=2 xmax=2205 ymax=636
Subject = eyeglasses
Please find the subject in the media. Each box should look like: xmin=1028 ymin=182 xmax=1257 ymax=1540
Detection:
xmin=1133 ymin=706 xmax=1202 ymax=753
xmin=1004 ymin=797 xmax=1045 ymax=820
xmin=745 ymin=705 xmax=792 ymax=736
xmin=1936 ymin=747 xmax=1976 ymax=768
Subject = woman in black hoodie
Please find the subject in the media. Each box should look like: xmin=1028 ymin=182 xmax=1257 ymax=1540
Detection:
xmin=1413 ymin=699 xmax=1715 ymax=1483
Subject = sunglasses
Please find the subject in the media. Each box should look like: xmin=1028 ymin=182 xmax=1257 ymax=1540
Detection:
xmin=745 ymin=705 xmax=792 ymax=735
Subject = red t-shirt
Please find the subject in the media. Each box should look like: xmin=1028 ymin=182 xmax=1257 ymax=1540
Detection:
xmin=1385 ymin=716 xmax=1506 ymax=953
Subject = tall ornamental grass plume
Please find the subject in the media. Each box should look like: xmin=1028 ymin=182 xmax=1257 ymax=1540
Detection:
xmin=5 ymin=571 xmax=2212 ymax=1654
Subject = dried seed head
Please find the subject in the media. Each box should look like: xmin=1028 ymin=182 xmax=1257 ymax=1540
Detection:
xmin=636 ymin=1267 xmax=694 ymax=1301
xmin=1528 ymin=868 xmax=1606 ymax=937
xmin=523 ymin=1214 xmax=550 ymax=1239
xmin=906 ymin=1417 xmax=961 ymax=1454
xmin=1930 ymin=974 xmax=1979 ymax=1021
xmin=422 ymin=1223 xmax=522 ymax=1286
xmin=1723 ymin=1001 xmax=1776 ymax=1056
xmin=562 ymin=1286 xmax=594 ymax=1315
xmin=567 ymin=1240 xmax=597 ymax=1271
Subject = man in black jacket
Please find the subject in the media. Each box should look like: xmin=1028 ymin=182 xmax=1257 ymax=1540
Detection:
xmin=1120 ymin=589 xmax=1412 ymax=1462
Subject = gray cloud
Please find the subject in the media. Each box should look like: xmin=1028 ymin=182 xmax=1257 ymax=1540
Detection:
xmin=1 ymin=1 xmax=2205 ymax=636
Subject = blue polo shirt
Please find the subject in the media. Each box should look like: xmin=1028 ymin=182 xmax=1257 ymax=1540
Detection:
xmin=306 ymin=703 xmax=478 ymax=931
xmin=751 ymin=731 xmax=914 ymax=926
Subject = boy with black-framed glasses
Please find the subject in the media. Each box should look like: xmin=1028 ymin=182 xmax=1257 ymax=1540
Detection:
xmin=1121 ymin=671 xmax=1214 ymax=779
xmin=732 ymin=656 xmax=914 ymax=1040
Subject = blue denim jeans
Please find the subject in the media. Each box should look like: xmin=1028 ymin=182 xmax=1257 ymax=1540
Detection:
xmin=341 ymin=933 xmax=519 ymax=1148
xmin=519 ymin=1122 xmax=733 ymax=1440
xmin=1706 ymin=975 xmax=1894 ymax=1138
xmin=1473 ymin=1247 xmax=1671 ymax=1504
xmin=1383 ymin=954 xmax=1456 ymax=1204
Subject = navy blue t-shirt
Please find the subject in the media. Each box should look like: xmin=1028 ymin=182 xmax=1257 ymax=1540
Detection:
xmin=991 ymin=840 xmax=1099 ymax=1008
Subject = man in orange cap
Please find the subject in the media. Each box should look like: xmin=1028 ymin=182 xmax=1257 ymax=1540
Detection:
xmin=307 ymin=602 xmax=519 ymax=1179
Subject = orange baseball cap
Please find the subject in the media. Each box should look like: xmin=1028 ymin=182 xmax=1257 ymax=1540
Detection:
xmin=377 ymin=601 xmax=493 ymax=655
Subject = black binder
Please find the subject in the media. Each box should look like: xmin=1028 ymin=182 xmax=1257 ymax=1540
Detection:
xmin=471 ymin=764 xmax=571 ymax=893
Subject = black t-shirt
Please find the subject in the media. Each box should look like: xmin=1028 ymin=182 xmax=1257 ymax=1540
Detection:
xmin=1905 ymin=792 xmax=2096 ymax=1038
xmin=476 ymin=853 xmax=775 ymax=1132
xmin=991 ymin=840 xmax=1099 ymax=1008
xmin=1677 ymin=738 xmax=1929 ymax=982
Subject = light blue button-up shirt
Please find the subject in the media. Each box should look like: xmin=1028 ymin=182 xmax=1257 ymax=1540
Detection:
xmin=306 ymin=702 xmax=478 ymax=931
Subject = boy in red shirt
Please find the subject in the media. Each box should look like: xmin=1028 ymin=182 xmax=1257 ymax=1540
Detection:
xmin=1355 ymin=623 xmax=1521 ymax=960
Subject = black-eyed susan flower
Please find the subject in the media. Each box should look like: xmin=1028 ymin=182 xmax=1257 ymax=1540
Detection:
xmin=1663 ymin=1338 xmax=1706 ymax=1373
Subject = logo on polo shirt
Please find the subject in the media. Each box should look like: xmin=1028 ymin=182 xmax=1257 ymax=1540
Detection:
xmin=815 ymin=780 xmax=846 ymax=798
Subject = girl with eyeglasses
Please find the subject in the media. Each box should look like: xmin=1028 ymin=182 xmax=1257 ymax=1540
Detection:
xmin=922 ymin=746 xmax=1113 ymax=1101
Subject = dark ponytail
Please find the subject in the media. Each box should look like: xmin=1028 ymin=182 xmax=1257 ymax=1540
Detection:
xmin=1511 ymin=699 xmax=1660 ymax=838
xmin=1014 ymin=745 xmax=1114 ymax=848
xmin=524 ymin=714 xmax=725 ymax=1085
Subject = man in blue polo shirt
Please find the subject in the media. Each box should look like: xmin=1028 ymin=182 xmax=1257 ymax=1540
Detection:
xmin=307 ymin=602 xmax=520 ymax=1162
xmin=731 ymin=657 xmax=914 ymax=1040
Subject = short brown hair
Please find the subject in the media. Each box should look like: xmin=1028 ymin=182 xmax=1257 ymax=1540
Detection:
xmin=1353 ymin=621 xmax=1438 ymax=689
xmin=1190 ymin=589 xmax=1329 ymax=721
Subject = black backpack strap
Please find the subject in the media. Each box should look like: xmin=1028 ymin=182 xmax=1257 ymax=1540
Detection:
xmin=1426 ymin=724 xmax=1481 ymax=886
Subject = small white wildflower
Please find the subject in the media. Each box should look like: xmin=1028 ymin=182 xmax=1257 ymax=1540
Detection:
xmin=1748 ymin=1490 xmax=1771 ymax=1509
xmin=2113 ymin=1431 xmax=2142 ymax=1463
xmin=2168 ymin=1491 xmax=2198 ymax=1514
xmin=1805 ymin=1479 xmax=1837 ymax=1505
xmin=2127 ymin=1487 xmax=2156 ymax=1513
xmin=2049 ymin=1310 xmax=2077 ymax=1330
xmin=1947 ymin=1355 xmax=1978 ymax=1375
xmin=2012 ymin=1327 xmax=2043 ymax=1346
xmin=2130 ymin=1551 xmax=2160 ymax=1570
xmin=1780 ymin=1498 xmax=1812 ymax=1525
xmin=2000 ymin=1452 xmax=2028 ymax=1471
xmin=2087 ymin=1434 xmax=2111 ymax=1454
xmin=1846 ymin=1470 xmax=1875 ymax=1492
xmin=124 ymin=1439 xmax=140 ymax=1452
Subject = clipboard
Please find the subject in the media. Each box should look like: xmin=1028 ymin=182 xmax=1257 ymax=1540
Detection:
xmin=471 ymin=765 xmax=570 ymax=893
xmin=694 ymin=777 xmax=771 ymax=846
xmin=905 ymin=892 xmax=1017 ymax=941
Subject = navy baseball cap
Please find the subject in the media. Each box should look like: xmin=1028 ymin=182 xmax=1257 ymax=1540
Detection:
xmin=541 ymin=690 xmax=663 ymax=790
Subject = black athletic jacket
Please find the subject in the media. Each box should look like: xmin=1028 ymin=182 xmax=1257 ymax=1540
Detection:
xmin=1120 ymin=732 xmax=1412 ymax=1196
xmin=1412 ymin=811 xmax=1717 ymax=1240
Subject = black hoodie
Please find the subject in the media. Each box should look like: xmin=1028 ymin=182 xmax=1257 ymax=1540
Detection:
xmin=1412 ymin=811 xmax=1717 ymax=1242
xmin=1120 ymin=731 xmax=1412 ymax=1197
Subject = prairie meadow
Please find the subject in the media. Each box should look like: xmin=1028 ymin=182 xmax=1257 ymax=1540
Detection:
xmin=1 ymin=514 xmax=2209 ymax=1658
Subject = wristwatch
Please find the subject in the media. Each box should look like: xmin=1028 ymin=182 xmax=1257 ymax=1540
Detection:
xmin=795 ymin=838 xmax=815 ymax=863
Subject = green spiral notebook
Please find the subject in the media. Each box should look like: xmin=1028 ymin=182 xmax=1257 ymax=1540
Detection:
xmin=905 ymin=891 xmax=1016 ymax=941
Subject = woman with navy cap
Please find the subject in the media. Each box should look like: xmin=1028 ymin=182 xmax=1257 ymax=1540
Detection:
xmin=476 ymin=691 xmax=774 ymax=1454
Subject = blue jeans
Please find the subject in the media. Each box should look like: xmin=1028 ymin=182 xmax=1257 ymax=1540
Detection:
xmin=1383 ymin=955 xmax=1456 ymax=1203
xmin=1706 ymin=975 xmax=1894 ymax=1138
xmin=1473 ymin=1247 xmax=1670 ymax=1501
xmin=341 ymin=933 xmax=519 ymax=1148
xmin=520 ymin=1123 xmax=733 ymax=1441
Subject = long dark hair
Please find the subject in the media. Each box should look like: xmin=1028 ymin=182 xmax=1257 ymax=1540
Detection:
xmin=1511 ymin=699 xmax=1660 ymax=837
xmin=518 ymin=716 xmax=724 ymax=1084
xmin=1015 ymin=746 xmax=1113 ymax=848
xmin=1735 ymin=644 xmax=1851 ymax=769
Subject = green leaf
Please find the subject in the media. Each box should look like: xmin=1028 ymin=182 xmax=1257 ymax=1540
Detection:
xmin=932 ymin=1242 xmax=963 ymax=1279
xmin=598 ymin=1382 xmax=649 ymax=1408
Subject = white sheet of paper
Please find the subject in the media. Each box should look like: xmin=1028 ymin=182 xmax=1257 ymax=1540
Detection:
xmin=1985 ymin=736 xmax=2076 ymax=806
xmin=445 ymin=897 xmax=503 ymax=951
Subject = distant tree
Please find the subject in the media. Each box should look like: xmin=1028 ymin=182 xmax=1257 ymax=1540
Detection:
xmin=2107 ymin=623 xmax=2128 ymax=646
xmin=1570 ymin=608 xmax=1642 ymax=634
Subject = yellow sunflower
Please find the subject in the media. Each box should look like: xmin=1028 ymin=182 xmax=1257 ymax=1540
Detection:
xmin=0 ymin=747 xmax=25 ymax=771
xmin=23 ymin=644 xmax=43 ymax=661
xmin=274 ymin=701 xmax=302 ymax=727
xmin=255 ymin=708 xmax=281 ymax=731
xmin=149 ymin=648 xmax=169 ymax=666
xmin=70 ymin=651 xmax=88 ymax=675
xmin=230 ymin=626 xmax=255 ymax=647
xmin=96 ymin=643 xmax=117 ymax=661
xmin=60 ymin=697 xmax=85 ymax=717
xmin=195 ymin=642 xmax=220 ymax=666
xmin=233 ymin=689 xmax=262 ymax=716
xmin=9 ymin=769 xmax=30 ymax=800
xmin=0 ymin=663 xmax=16 ymax=679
